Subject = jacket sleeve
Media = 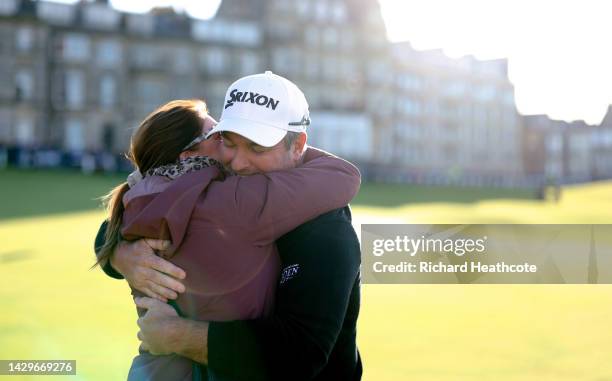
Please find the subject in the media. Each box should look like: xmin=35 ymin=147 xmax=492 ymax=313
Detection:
xmin=207 ymin=211 xmax=361 ymax=380
xmin=206 ymin=148 xmax=361 ymax=245
xmin=93 ymin=220 xmax=124 ymax=279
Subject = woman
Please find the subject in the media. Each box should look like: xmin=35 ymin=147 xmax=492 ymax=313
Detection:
xmin=96 ymin=99 xmax=360 ymax=380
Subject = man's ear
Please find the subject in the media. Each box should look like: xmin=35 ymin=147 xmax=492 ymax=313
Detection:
xmin=291 ymin=132 xmax=307 ymax=161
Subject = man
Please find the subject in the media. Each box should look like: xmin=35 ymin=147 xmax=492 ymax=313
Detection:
xmin=94 ymin=71 xmax=362 ymax=380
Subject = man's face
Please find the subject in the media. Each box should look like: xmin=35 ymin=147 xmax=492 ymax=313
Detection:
xmin=219 ymin=132 xmax=296 ymax=175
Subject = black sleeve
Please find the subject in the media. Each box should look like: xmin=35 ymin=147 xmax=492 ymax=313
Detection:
xmin=207 ymin=210 xmax=361 ymax=380
xmin=94 ymin=220 xmax=124 ymax=279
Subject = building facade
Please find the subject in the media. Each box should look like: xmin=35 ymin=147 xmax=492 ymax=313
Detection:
xmin=522 ymin=112 xmax=612 ymax=184
xmin=592 ymin=106 xmax=612 ymax=180
xmin=7 ymin=0 xmax=602 ymax=187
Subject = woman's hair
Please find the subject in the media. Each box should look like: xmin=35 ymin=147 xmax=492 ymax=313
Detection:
xmin=95 ymin=99 xmax=208 ymax=268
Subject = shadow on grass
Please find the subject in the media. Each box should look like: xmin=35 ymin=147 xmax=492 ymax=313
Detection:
xmin=0 ymin=250 xmax=35 ymax=263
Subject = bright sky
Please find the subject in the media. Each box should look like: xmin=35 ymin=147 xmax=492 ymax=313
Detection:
xmin=379 ymin=0 xmax=612 ymax=125
xmin=53 ymin=0 xmax=612 ymax=124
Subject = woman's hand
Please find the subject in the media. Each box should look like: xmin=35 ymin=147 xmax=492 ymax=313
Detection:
xmin=110 ymin=239 xmax=186 ymax=302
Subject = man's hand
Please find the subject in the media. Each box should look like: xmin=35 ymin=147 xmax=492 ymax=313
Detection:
xmin=135 ymin=297 xmax=209 ymax=364
xmin=135 ymin=297 xmax=180 ymax=355
xmin=111 ymin=239 xmax=186 ymax=302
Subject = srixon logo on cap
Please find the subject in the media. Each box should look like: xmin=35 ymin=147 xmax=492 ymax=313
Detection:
xmin=224 ymin=89 xmax=280 ymax=110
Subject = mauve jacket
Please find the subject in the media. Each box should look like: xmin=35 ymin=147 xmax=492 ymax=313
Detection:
xmin=121 ymin=147 xmax=361 ymax=381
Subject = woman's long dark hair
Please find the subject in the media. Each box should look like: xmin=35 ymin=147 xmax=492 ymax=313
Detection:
xmin=95 ymin=99 xmax=208 ymax=268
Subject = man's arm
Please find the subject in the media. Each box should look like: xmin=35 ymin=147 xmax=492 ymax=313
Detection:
xmin=205 ymin=148 xmax=360 ymax=245
xmin=207 ymin=212 xmax=361 ymax=380
xmin=135 ymin=299 xmax=266 ymax=375
xmin=93 ymin=220 xmax=186 ymax=301
xmin=134 ymin=209 xmax=361 ymax=380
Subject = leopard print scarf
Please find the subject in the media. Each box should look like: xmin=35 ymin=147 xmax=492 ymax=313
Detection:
xmin=126 ymin=156 xmax=224 ymax=188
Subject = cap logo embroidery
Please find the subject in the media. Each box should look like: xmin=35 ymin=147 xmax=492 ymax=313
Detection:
xmin=224 ymin=88 xmax=280 ymax=110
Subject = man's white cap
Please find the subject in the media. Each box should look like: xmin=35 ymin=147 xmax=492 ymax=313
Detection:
xmin=206 ymin=71 xmax=310 ymax=147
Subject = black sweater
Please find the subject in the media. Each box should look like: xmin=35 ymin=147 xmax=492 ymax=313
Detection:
xmin=94 ymin=207 xmax=362 ymax=380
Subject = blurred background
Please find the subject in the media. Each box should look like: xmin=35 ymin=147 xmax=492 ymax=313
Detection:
xmin=1 ymin=0 xmax=611 ymax=380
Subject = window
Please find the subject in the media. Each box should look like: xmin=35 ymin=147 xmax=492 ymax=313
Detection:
xmin=65 ymin=70 xmax=85 ymax=110
xmin=63 ymin=33 xmax=90 ymax=62
xmin=15 ymin=70 xmax=34 ymax=101
xmin=367 ymin=62 xmax=392 ymax=84
xmin=305 ymin=55 xmax=319 ymax=79
xmin=503 ymin=89 xmax=515 ymax=106
xmin=304 ymin=27 xmax=319 ymax=46
xmin=399 ymin=73 xmax=423 ymax=91
xmin=173 ymin=47 xmax=193 ymax=73
xmin=126 ymin=14 xmax=154 ymax=36
xmin=15 ymin=27 xmax=34 ymax=52
xmin=37 ymin=1 xmax=74 ymax=25
xmin=323 ymin=27 xmax=339 ymax=47
xmin=546 ymin=135 xmax=563 ymax=153
xmin=82 ymin=4 xmax=120 ymax=30
xmin=99 ymin=75 xmax=116 ymax=109
xmin=193 ymin=21 xmax=261 ymax=46
xmin=296 ymin=0 xmax=310 ymax=17
xmin=203 ymin=48 xmax=228 ymax=74
xmin=304 ymin=86 xmax=320 ymax=107
xmin=231 ymin=23 xmax=262 ymax=46
xmin=131 ymin=43 xmax=164 ymax=69
xmin=315 ymin=0 xmax=328 ymax=21
xmin=0 ymin=0 xmax=18 ymax=15
xmin=444 ymin=81 xmax=465 ymax=97
xmin=136 ymin=78 xmax=166 ymax=111
xmin=424 ymin=100 xmax=439 ymax=114
xmin=65 ymin=118 xmax=84 ymax=151
xmin=15 ymin=115 xmax=34 ymax=145
xmin=397 ymin=97 xmax=421 ymax=116
xmin=96 ymin=39 xmax=122 ymax=68
xmin=322 ymin=57 xmax=338 ymax=80
xmin=205 ymin=81 xmax=230 ymax=116
xmin=268 ymin=23 xmax=294 ymax=41
xmin=272 ymin=48 xmax=300 ymax=75
xmin=475 ymin=85 xmax=496 ymax=102
xmin=239 ymin=52 xmax=260 ymax=76
xmin=474 ymin=108 xmax=486 ymax=125
xmin=273 ymin=0 xmax=290 ymax=12
xmin=368 ymin=91 xmax=393 ymax=116
xmin=341 ymin=31 xmax=355 ymax=49
xmin=340 ymin=59 xmax=358 ymax=80
xmin=331 ymin=2 xmax=347 ymax=23
xmin=503 ymin=109 xmax=517 ymax=125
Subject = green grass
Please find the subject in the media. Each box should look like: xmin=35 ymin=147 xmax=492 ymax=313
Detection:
xmin=352 ymin=182 xmax=537 ymax=208
xmin=0 ymin=168 xmax=124 ymax=220
xmin=1 ymin=169 xmax=612 ymax=380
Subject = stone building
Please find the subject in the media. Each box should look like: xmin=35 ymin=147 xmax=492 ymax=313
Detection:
xmin=1 ymin=0 xmax=533 ymax=185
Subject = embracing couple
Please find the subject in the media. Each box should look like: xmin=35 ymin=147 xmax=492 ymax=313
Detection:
xmin=93 ymin=71 xmax=363 ymax=381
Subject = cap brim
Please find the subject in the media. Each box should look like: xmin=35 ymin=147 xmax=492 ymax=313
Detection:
xmin=205 ymin=117 xmax=288 ymax=148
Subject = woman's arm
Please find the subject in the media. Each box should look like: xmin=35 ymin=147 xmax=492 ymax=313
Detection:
xmin=205 ymin=147 xmax=361 ymax=245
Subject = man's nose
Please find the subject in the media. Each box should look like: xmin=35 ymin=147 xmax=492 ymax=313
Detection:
xmin=230 ymin=151 xmax=250 ymax=173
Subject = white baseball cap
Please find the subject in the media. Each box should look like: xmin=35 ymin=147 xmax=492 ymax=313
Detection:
xmin=205 ymin=71 xmax=310 ymax=147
